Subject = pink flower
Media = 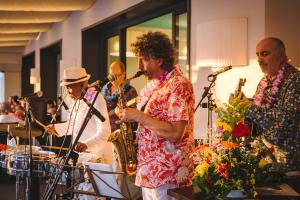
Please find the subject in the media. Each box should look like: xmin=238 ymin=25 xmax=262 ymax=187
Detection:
xmin=215 ymin=126 xmax=223 ymax=137
xmin=254 ymin=63 xmax=285 ymax=108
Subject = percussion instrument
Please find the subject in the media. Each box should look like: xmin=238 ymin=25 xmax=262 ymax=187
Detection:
xmin=0 ymin=145 xmax=41 ymax=169
xmin=10 ymin=125 xmax=42 ymax=138
xmin=7 ymin=150 xmax=55 ymax=177
xmin=0 ymin=122 xmax=18 ymax=132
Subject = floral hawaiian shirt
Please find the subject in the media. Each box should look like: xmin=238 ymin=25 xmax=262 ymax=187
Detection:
xmin=135 ymin=67 xmax=195 ymax=188
xmin=246 ymin=64 xmax=300 ymax=172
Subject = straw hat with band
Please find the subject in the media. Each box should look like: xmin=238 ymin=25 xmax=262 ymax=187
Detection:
xmin=60 ymin=67 xmax=91 ymax=86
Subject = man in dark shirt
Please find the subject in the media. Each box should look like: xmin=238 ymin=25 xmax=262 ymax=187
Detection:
xmin=246 ymin=37 xmax=300 ymax=192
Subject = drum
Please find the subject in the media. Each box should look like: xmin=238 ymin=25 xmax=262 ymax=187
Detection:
xmin=0 ymin=145 xmax=41 ymax=169
xmin=0 ymin=150 xmax=7 ymax=168
xmin=7 ymin=150 xmax=55 ymax=177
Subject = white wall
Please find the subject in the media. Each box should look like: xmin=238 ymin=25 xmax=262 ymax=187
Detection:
xmin=5 ymin=71 xmax=21 ymax=101
xmin=191 ymin=0 xmax=265 ymax=139
xmin=265 ymin=0 xmax=300 ymax=67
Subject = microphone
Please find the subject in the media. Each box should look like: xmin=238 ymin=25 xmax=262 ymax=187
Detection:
xmin=87 ymin=74 xmax=116 ymax=89
xmin=58 ymin=96 xmax=69 ymax=110
xmin=208 ymin=66 xmax=232 ymax=77
xmin=20 ymin=91 xmax=43 ymax=99
xmin=81 ymin=97 xmax=106 ymax=122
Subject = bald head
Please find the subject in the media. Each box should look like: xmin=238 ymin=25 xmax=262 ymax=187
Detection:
xmin=259 ymin=37 xmax=286 ymax=54
xmin=256 ymin=37 xmax=287 ymax=77
xmin=109 ymin=60 xmax=126 ymax=82
xmin=110 ymin=61 xmax=125 ymax=73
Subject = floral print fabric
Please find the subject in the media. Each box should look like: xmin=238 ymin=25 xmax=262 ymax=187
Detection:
xmin=246 ymin=64 xmax=300 ymax=172
xmin=135 ymin=68 xmax=195 ymax=188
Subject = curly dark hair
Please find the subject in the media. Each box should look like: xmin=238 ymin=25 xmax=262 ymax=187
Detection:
xmin=131 ymin=31 xmax=176 ymax=71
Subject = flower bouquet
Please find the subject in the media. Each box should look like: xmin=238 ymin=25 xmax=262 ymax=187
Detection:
xmin=192 ymin=97 xmax=276 ymax=199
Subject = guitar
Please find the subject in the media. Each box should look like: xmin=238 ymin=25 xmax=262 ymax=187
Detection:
xmin=229 ymin=78 xmax=246 ymax=102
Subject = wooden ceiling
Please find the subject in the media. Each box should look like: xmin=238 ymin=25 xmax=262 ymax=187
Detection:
xmin=0 ymin=0 xmax=95 ymax=47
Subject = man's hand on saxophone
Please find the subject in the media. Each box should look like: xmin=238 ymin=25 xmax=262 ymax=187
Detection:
xmin=116 ymin=108 xmax=143 ymax=123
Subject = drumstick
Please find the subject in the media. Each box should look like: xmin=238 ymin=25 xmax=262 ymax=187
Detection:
xmin=34 ymin=118 xmax=47 ymax=129
xmin=42 ymin=145 xmax=69 ymax=151
xmin=41 ymin=145 xmax=90 ymax=153
xmin=34 ymin=119 xmax=59 ymax=137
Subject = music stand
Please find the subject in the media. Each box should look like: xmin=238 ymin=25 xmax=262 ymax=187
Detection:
xmin=73 ymin=162 xmax=129 ymax=200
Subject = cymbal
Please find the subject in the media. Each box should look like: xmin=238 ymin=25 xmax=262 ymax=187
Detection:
xmin=0 ymin=122 xmax=19 ymax=132
xmin=10 ymin=126 xmax=42 ymax=138
xmin=0 ymin=122 xmax=18 ymax=124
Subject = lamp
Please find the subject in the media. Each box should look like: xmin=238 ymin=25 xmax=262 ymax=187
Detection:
xmin=196 ymin=17 xmax=248 ymax=68
xmin=30 ymin=68 xmax=40 ymax=84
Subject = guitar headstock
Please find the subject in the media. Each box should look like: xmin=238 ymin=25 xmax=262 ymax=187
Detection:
xmin=237 ymin=78 xmax=246 ymax=91
xmin=239 ymin=78 xmax=246 ymax=87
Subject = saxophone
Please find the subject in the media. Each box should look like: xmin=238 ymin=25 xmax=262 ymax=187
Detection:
xmin=108 ymin=71 xmax=144 ymax=176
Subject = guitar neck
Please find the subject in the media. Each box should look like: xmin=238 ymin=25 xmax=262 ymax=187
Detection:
xmin=235 ymin=78 xmax=246 ymax=96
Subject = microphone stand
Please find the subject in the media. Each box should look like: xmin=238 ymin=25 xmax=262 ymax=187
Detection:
xmin=23 ymin=98 xmax=40 ymax=200
xmin=194 ymin=75 xmax=218 ymax=147
xmin=41 ymin=86 xmax=105 ymax=200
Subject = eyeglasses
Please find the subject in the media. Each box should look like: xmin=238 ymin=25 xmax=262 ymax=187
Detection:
xmin=256 ymin=51 xmax=271 ymax=57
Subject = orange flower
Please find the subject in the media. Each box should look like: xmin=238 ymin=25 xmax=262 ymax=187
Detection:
xmin=221 ymin=141 xmax=240 ymax=149
xmin=217 ymin=162 xmax=231 ymax=179
xmin=193 ymin=144 xmax=209 ymax=153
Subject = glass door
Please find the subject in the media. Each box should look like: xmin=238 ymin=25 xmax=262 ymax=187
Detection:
xmin=107 ymin=35 xmax=120 ymax=72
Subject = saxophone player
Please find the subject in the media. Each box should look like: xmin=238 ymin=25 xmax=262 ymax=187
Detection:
xmin=101 ymin=60 xmax=138 ymax=132
xmin=117 ymin=32 xmax=195 ymax=200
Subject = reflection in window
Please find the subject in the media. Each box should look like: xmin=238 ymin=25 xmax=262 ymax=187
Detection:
xmin=176 ymin=13 xmax=188 ymax=78
xmin=107 ymin=35 xmax=120 ymax=72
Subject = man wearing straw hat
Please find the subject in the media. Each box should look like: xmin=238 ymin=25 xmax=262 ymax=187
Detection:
xmin=47 ymin=66 xmax=114 ymax=165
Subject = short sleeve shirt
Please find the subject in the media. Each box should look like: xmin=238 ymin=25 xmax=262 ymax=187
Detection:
xmin=135 ymin=68 xmax=195 ymax=188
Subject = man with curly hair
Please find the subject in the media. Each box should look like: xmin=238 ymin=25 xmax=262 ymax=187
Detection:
xmin=116 ymin=32 xmax=195 ymax=200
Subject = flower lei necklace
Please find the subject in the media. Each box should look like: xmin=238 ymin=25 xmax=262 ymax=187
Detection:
xmin=137 ymin=65 xmax=182 ymax=110
xmin=253 ymin=64 xmax=285 ymax=108
xmin=104 ymin=83 xmax=131 ymax=103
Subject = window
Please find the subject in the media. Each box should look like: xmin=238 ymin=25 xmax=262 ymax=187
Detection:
xmin=107 ymin=35 xmax=120 ymax=71
xmin=0 ymin=72 xmax=4 ymax=102
xmin=176 ymin=13 xmax=188 ymax=76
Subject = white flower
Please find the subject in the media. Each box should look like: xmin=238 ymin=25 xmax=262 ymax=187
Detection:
xmin=175 ymin=166 xmax=189 ymax=182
